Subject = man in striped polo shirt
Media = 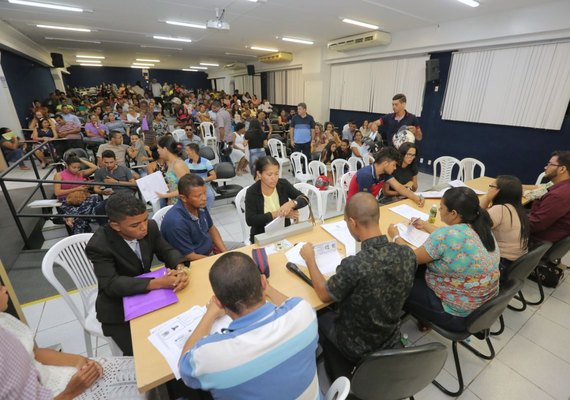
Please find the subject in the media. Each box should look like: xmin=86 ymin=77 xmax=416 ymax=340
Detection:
xmin=290 ymin=102 xmax=315 ymax=162
xmin=179 ymin=252 xmax=321 ymax=399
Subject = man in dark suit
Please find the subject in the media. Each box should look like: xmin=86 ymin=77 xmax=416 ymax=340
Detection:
xmin=86 ymin=192 xmax=189 ymax=355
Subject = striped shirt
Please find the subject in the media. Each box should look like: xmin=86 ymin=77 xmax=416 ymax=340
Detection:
xmin=180 ymin=298 xmax=321 ymax=400
xmin=185 ymin=157 xmax=213 ymax=180
xmin=291 ymin=114 xmax=315 ymax=144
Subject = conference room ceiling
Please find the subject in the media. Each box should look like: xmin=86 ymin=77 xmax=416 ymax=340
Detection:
xmin=0 ymin=0 xmax=557 ymax=72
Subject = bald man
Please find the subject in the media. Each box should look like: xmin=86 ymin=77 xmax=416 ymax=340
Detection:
xmin=300 ymin=192 xmax=417 ymax=379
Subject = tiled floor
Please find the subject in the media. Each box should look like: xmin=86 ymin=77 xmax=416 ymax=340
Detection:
xmin=18 ymin=168 xmax=570 ymax=399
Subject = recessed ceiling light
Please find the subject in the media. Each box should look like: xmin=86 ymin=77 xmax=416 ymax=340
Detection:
xmin=341 ymin=18 xmax=379 ymax=30
xmin=76 ymin=59 xmax=100 ymax=63
xmin=182 ymin=69 xmax=199 ymax=72
xmin=76 ymin=54 xmax=104 ymax=59
xmin=153 ymin=35 xmax=192 ymax=43
xmin=9 ymin=0 xmax=82 ymax=12
xmin=136 ymin=58 xmax=160 ymax=62
xmin=140 ymin=45 xmax=183 ymax=51
xmin=165 ymin=20 xmax=207 ymax=29
xmin=46 ymin=37 xmax=100 ymax=43
xmin=282 ymin=37 xmax=314 ymax=45
xmin=37 ymin=24 xmax=90 ymax=32
xmin=250 ymin=46 xmax=278 ymax=52
xmin=199 ymin=62 xmax=219 ymax=67
xmin=79 ymin=63 xmax=101 ymax=66
xmin=456 ymin=0 xmax=479 ymax=7
xmin=189 ymin=66 xmax=207 ymax=70
xmin=133 ymin=63 xmax=154 ymax=66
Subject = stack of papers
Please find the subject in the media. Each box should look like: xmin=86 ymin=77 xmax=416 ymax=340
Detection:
xmin=395 ymin=223 xmax=430 ymax=247
xmin=136 ymin=171 xmax=169 ymax=203
xmin=321 ymin=221 xmax=357 ymax=256
xmin=448 ymin=179 xmax=486 ymax=195
xmin=416 ymin=188 xmax=449 ymax=198
xmin=285 ymin=240 xmax=342 ymax=275
xmin=148 ymin=306 xmax=231 ymax=379
xmin=388 ymin=204 xmax=429 ymax=221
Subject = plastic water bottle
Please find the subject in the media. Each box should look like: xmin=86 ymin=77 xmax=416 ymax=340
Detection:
xmin=401 ymin=333 xmax=411 ymax=347
xmin=428 ymin=204 xmax=438 ymax=224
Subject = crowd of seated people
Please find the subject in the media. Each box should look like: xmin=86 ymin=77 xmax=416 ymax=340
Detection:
xmin=6 ymin=79 xmax=570 ymax=400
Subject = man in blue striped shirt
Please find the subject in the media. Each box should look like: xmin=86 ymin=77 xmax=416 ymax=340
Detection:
xmin=290 ymin=102 xmax=315 ymax=162
xmin=179 ymin=252 xmax=321 ymax=400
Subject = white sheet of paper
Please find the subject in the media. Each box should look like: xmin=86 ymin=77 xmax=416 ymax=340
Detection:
xmin=448 ymin=179 xmax=486 ymax=195
xmin=415 ymin=188 xmax=449 ymax=199
xmin=28 ymin=199 xmax=61 ymax=208
xmin=396 ymin=223 xmax=430 ymax=248
xmin=321 ymin=221 xmax=357 ymax=256
xmin=148 ymin=306 xmax=231 ymax=379
xmin=265 ymin=216 xmax=285 ymax=235
xmin=136 ymin=171 xmax=169 ymax=203
xmin=285 ymin=240 xmax=341 ymax=276
xmin=388 ymin=204 xmax=429 ymax=221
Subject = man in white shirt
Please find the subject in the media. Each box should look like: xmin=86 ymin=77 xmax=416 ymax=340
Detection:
xmin=150 ymin=78 xmax=163 ymax=107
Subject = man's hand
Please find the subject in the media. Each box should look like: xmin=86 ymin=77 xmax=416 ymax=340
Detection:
xmin=387 ymin=224 xmax=399 ymax=239
xmin=166 ymin=268 xmax=189 ymax=292
xmin=415 ymin=194 xmax=425 ymax=207
xmin=300 ymin=242 xmax=316 ymax=264
xmin=205 ymin=296 xmax=225 ymax=320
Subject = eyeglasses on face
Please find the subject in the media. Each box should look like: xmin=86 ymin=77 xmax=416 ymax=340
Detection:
xmin=546 ymin=162 xmax=561 ymax=168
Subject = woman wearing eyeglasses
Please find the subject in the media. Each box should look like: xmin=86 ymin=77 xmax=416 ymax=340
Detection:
xmin=382 ymin=142 xmax=418 ymax=202
xmin=480 ymin=175 xmax=529 ymax=274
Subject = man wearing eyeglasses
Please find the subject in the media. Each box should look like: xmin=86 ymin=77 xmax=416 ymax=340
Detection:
xmin=529 ymin=150 xmax=570 ymax=243
xmin=180 ymin=124 xmax=203 ymax=148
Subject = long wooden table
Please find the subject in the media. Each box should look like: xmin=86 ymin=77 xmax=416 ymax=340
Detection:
xmin=131 ymin=176 xmax=493 ymax=392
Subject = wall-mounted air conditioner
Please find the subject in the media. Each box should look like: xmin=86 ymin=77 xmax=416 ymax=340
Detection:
xmin=258 ymin=52 xmax=293 ymax=63
xmin=328 ymin=31 xmax=391 ymax=52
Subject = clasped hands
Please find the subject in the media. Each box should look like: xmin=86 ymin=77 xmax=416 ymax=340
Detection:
xmin=276 ymin=201 xmax=299 ymax=219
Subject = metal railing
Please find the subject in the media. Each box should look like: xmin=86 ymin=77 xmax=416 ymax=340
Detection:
xmin=0 ymin=141 xmax=138 ymax=249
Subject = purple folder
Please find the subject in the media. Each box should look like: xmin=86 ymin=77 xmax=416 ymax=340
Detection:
xmin=123 ymin=267 xmax=179 ymax=321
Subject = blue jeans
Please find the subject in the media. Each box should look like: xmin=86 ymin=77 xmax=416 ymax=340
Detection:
xmin=3 ymin=148 xmax=25 ymax=167
xmin=249 ymin=148 xmax=267 ymax=177
xmin=206 ymin=182 xmax=215 ymax=210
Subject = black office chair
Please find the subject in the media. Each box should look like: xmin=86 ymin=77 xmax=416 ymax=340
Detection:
xmin=424 ymin=279 xmax=524 ymax=397
xmin=198 ymin=146 xmax=215 ymax=161
xmin=345 ymin=343 xmax=447 ymax=400
xmin=213 ymin=162 xmax=243 ymax=199
xmin=526 ymin=235 xmax=570 ymax=306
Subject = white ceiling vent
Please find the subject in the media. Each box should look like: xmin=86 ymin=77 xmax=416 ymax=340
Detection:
xmin=258 ymin=52 xmax=293 ymax=63
xmin=328 ymin=31 xmax=391 ymax=52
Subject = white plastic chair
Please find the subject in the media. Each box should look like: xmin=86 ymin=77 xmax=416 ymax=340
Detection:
xmin=308 ymin=160 xmax=327 ymax=183
xmin=535 ymin=172 xmax=546 ymax=185
xmin=348 ymin=156 xmax=364 ymax=172
xmin=460 ymin=157 xmax=485 ymax=181
xmin=331 ymin=159 xmax=349 ymax=187
xmin=171 ymin=128 xmax=187 ymax=143
xmin=234 ymin=185 xmax=251 ymax=245
xmin=151 ymin=204 xmax=173 ymax=230
xmin=290 ymin=152 xmax=312 ymax=184
xmin=338 ymin=171 xmax=356 ymax=210
xmin=199 ymin=121 xmax=215 ymax=138
xmin=308 ymin=160 xmax=338 ymax=217
xmin=432 ymin=156 xmax=461 ymax=187
xmin=204 ymin=136 xmax=220 ymax=165
xmin=325 ymin=376 xmax=351 ymax=400
xmin=268 ymin=138 xmax=291 ymax=177
xmin=41 ymin=234 xmax=122 ymax=357
xmin=363 ymin=153 xmax=375 ymax=166
xmin=294 ymin=182 xmax=324 ymax=221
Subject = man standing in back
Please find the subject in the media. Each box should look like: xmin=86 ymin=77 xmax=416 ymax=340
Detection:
xmin=529 ymin=150 xmax=570 ymax=243
xmin=378 ymin=93 xmax=422 ymax=146
xmin=290 ymin=102 xmax=315 ymax=161
xmin=179 ymin=252 xmax=320 ymax=399
xmin=300 ymin=192 xmax=417 ymax=379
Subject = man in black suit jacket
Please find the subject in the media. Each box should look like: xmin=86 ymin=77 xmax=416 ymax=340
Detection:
xmin=86 ymin=192 xmax=188 ymax=355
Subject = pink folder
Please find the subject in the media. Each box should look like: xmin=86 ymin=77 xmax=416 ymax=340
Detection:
xmin=123 ymin=267 xmax=179 ymax=321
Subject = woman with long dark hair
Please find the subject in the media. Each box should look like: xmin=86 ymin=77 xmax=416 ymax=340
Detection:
xmin=244 ymin=119 xmax=267 ymax=177
xmin=388 ymin=187 xmax=500 ymax=331
xmin=155 ymin=135 xmax=189 ymax=205
xmin=480 ymin=175 xmax=529 ymax=271
xmin=382 ymin=142 xmax=418 ymax=200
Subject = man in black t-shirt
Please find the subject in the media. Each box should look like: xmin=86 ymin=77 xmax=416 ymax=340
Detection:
xmin=378 ymin=93 xmax=423 ymax=146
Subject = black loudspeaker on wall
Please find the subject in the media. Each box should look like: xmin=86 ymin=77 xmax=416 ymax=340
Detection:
xmin=50 ymin=52 xmax=64 ymax=68
xmin=426 ymin=59 xmax=440 ymax=82
xmin=247 ymin=64 xmax=255 ymax=76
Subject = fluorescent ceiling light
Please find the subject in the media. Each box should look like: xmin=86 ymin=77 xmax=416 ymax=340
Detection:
xmin=46 ymin=37 xmax=100 ymax=43
xmin=37 ymin=24 xmax=90 ymax=32
xmin=456 ymin=0 xmax=479 ymax=7
xmin=141 ymin=45 xmax=182 ymax=51
xmin=76 ymin=54 xmax=104 ymax=59
xmin=182 ymin=69 xmax=199 ymax=72
xmin=189 ymin=65 xmax=207 ymax=70
xmin=9 ymin=0 xmax=82 ymax=12
xmin=165 ymin=20 xmax=207 ymax=29
xmin=250 ymin=46 xmax=278 ymax=52
xmin=130 ymin=65 xmax=148 ymax=69
xmin=133 ymin=63 xmax=154 ymax=66
xmin=136 ymin=58 xmax=160 ymax=62
xmin=199 ymin=62 xmax=218 ymax=67
xmin=79 ymin=63 xmax=101 ymax=66
xmin=341 ymin=18 xmax=379 ymax=30
xmin=76 ymin=59 xmax=100 ymax=63
xmin=153 ymin=35 xmax=192 ymax=43
xmin=282 ymin=37 xmax=313 ymax=45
